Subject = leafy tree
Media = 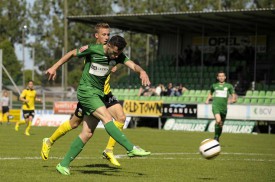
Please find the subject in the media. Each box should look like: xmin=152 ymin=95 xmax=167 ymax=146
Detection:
xmin=0 ymin=40 xmax=23 ymax=85
xmin=30 ymin=0 xmax=113 ymax=86
xmin=0 ymin=0 xmax=29 ymax=86
xmin=29 ymin=0 xmax=275 ymax=88
xmin=252 ymin=0 xmax=275 ymax=8
xmin=0 ymin=0 xmax=28 ymax=44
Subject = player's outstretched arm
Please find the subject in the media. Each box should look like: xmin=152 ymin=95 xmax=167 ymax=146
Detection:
xmin=205 ymin=93 xmax=212 ymax=104
xmin=230 ymin=93 xmax=237 ymax=104
xmin=124 ymin=60 xmax=151 ymax=86
xmin=45 ymin=49 xmax=77 ymax=81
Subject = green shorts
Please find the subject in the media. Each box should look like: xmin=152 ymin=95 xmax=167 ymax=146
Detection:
xmin=77 ymin=86 xmax=105 ymax=116
xmin=212 ymin=107 xmax=227 ymax=122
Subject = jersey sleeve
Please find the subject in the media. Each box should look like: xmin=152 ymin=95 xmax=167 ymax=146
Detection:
xmin=76 ymin=44 xmax=93 ymax=58
xmin=117 ymin=53 xmax=130 ymax=64
xmin=34 ymin=90 xmax=37 ymax=98
xmin=228 ymin=84 xmax=235 ymax=95
xmin=20 ymin=90 xmax=27 ymax=98
xmin=210 ymin=84 xmax=215 ymax=94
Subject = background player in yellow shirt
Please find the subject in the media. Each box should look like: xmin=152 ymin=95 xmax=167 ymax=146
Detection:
xmin=41 ymin=23 xmax=127 ymax=166
xmin=15 ymin=80 xmax=41 ymax=136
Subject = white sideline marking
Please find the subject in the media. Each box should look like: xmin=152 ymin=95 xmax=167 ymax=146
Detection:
xmin=1 ymin=152 xmax=274 ymax=162
xmin=148 ymin=152 xmax=275 ymax=156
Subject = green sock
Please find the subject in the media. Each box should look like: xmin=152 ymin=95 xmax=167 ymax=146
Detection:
xmin=104 ymin=121 xmax=134 ymax=151
xmin=60 ymin=136 xmax=85 ymax=167
xmin=214 ymin=124 xmax=223 ymax=139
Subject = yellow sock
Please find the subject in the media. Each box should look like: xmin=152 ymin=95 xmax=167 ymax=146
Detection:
xmin=20 ymin=120 xmax=26 ymax=124
xmin=25 ymin=121 xmax=32 ymax=134
xmin=49 ymin=121 xmax=72 ymax=144
xmin=15 ymin=120 xmax=26 ymax=130
xmin=17 ymin=120 xmax=26 ymax=125
xmin=105 ymin=121 xmax=124 ymax=151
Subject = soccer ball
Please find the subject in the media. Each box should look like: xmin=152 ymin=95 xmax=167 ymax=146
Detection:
xmin=199 ymin=139 xmax=221 ymax=160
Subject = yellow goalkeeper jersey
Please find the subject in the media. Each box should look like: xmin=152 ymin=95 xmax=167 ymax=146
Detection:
xmin=104 ymin=75 xmax=111 ymax=95
xmin=21 ymin=89 xmax=37 ymax=110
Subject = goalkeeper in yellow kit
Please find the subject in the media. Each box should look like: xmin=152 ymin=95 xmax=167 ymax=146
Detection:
xmin=41 ymin=23 xmax=125 ymax=166
xmin=15 ymin=80 xmax=41 ymax=136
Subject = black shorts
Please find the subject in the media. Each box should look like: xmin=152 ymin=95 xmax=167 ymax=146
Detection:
xmin=74 ymin=92 xmax=120 ymax=119
xmin=74 ymin=102 xmax=84 ymax=119
xmin=23 ymin=110 xmax=35 ymax=119
xmin=2 ymin=106 xmax=9 ymax=114
xmin=104 ymin=92 xmax=120 ymax=108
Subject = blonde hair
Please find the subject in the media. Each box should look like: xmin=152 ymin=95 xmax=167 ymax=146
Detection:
xmin=94 ymin=23 xmax=110 ymax=34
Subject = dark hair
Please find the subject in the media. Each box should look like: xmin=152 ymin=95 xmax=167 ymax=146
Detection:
xmin=216 ymin=70 xmax=226 ymax=77
xmin=108 ymin=35 xmax=127 ymax=51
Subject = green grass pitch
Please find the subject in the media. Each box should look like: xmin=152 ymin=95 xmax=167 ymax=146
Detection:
xmin=0 ymin=123 xmax=274 ymax=181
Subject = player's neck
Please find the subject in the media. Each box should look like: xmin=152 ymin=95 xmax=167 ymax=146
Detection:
xmin=103 ymin=44 xmax=108 ymax=54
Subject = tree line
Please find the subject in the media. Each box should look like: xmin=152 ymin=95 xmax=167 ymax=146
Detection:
xmin=0 ymin=0 xmax=273 ymax=88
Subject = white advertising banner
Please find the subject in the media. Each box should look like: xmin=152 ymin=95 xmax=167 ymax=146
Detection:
xmin=163 ymin=118 xmax=209 ymax=131
xmin=32 ymin=114 xmax=71 ymax=127
xmin=207 ymin=120 xmax=255 ymax=133
xmin=32 ymin=114 xmax=132 ymax=128
xmin=248 ymin=106 xmax=275 ymax=120
xmin=197 ymin=104 xmax=275 ymax=121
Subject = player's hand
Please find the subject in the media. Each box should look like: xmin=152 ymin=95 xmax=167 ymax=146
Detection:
xmin=45 ymin=67 xmax=57 ymax=81
xmin=228 ymin=100 xmax=236 ymax=104
xmin=111 ymin=66 xmax=117 ymax=73
xmin=205 ymin=100 xmax=209 ymax=104
xmin=140 ymin=71 xmax=150 ymax=86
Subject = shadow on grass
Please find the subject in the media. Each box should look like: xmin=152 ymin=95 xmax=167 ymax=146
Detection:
xmin=42 ymin=165 xmax=51 ymax=168
xmin=72 ymin=164 xmax=145 ymax=177
xmin=197 ymin=177 xmax=217 ymax=180
xmin=84 ymin=164 xmax=119 ymax=169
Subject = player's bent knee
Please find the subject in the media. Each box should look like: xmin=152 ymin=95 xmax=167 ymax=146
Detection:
xmin=216 ymin=121 xmax=223 ymax=127
xmin=216 ymin=120 xmax=221 ymax=125
xmin=70 ymin=115 xmax=83 ymax=129
xmin=70 ymin=120 xmax=82 ymax=129
xmin=117 ymin=114 xmax=126 ymax=123
xmin=80 ymin=131 xmax=93 ymax=141
xmin=85 ymin=132 xmax=93 ymax=139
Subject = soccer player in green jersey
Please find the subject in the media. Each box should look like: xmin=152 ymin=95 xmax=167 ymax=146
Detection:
xmin=205 ymin=71 xmax=237 ymax=142
xmin=41 ymin=23 xmax=126 ymax=167
xmin=46 ymin=35 xmax=151 ymax=175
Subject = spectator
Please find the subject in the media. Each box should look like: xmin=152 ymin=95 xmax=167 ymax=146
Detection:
xmin=155 ymin=84 xmax=165 ymax=96
xmin=216 ymin=52 xmax=227 ymax=66
xmin=138 ymin=85 xmax=153 ymax=96
xmin=177 ymin=84 xmax=188 ymax=96
xmin=215 ymin=46 xmax=227 ymax=66
xmin=166 ymin=83 xmax=174 ymax=96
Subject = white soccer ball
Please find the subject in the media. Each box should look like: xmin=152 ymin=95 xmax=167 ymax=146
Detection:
xmin=199 ymin=139 xmax=221 ymax=160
